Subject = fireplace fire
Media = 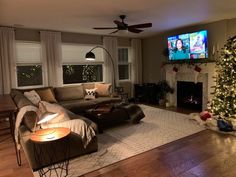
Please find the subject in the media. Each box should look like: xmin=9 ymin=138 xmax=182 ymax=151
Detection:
xmin=177 ymin=81 xmax=203 ymax=111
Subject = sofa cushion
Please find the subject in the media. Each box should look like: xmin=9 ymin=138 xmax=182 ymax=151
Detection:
xmin=59 ymin=99 xmax=96 ymax=114
xmin=10 ymin=89 xmax=22 ymax=99
xmin=92 ymin=97 xmax=122 ymax=105
xmin=95 ymin=83 xmax=112 ymax=97
xmin=11 ymin=90 xmax=39 ymax=131
xmin=24 ymin=90 xmax=41 ymax=105
xmin=36 ymin=88 xmax=57 ymax=103
xmin=13 ymin=92 xmax=34 ymax=109
xmin=55 ymin=85 xmax=84 ymax=101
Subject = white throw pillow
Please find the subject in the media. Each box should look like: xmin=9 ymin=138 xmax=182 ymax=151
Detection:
xmin=24 ymin=90 xmax=41 ymax=105
xmin=84 ymin=88 xmax=97 ymax=100
xmin=39 ymin=101 xmax=70 ymax=124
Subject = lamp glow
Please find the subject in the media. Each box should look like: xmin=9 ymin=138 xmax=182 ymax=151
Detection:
xmin=37 ymin=112 xmax=59 ymax=124
xmin=35 ymin=111 xmax=58 ymax=139
xmin=33 ymin=102 xmax=59 ymax=140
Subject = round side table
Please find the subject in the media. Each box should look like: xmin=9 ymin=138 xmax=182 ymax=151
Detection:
xmin=30 ymin=127 xmax=70 ymax=177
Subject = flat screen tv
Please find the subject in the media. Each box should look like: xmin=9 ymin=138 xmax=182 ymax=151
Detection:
xmin=168 ymin=30 xmax=208 ymax=60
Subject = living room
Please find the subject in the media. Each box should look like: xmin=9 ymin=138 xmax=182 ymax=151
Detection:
xmin=1 ymin=0 xmax=236 ymax=177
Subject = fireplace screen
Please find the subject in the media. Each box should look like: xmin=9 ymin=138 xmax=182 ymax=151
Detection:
xmin=177 ymin=81 xmax=203 ymax=111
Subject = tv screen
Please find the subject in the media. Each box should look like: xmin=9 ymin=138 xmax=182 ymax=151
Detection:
xmin=168 ymin=30 xmax=208 ymax=60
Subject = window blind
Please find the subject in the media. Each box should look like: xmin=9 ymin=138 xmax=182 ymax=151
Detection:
xmin=16 ymin=42 xmax=41 ymax=63
xmin=62 ymin=44 xmax=103 ymax=63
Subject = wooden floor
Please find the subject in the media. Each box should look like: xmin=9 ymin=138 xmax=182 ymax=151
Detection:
xmin=1 ymin=110 xmax=236 ymax=177
xmin=0 ymin=120 xmax=32 ymax=177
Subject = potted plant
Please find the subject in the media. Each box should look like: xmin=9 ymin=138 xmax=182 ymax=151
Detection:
xmin=156 ymin=80 xmax=174 ymax=106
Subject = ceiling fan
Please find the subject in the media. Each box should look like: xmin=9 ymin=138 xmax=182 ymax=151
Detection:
xmin=93 ymin=15 xmax=152 ymax=34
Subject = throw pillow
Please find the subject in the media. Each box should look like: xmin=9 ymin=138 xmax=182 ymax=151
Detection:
xmin=13 ymin=92 xmax=34 ymax=109
xmin=36 ymin=88 xmax=57 ymax=103
xmin=10 ymin=89 xmax=22 ymax=99
xmin=54 ymin=85 xmax=84 ymax=101
xmin=85 ymin=88 xmax=97 ymax=100
xmin=38 ymin=101 xmax=70 ymax=124
xmin=95 ymin=83 xmax=112 ymax=97
xmin=83 ymin=83 xmax=95 ymax=94
xmin=24 ymin=90 xmax=41 ymax=105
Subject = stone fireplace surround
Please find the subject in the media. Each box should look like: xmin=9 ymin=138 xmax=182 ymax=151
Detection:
xmin=165 ymin=63 xmax=216 ymax=111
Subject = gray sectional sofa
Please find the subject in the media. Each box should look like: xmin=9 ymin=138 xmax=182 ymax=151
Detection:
xmin=11 ymin=83 xmax=121 ymax=171
xmin=55 ymin=83 xmax=121 ymax=113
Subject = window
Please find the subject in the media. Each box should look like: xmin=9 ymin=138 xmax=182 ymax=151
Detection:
xmin=118 ymin=48 xmax=131 ymax=80
xmin=63 ymin=64 xmax=103 ymax=84
xmin=62 ymin=44 xmax=103 ymax=84
xmin=15 ymin=42 xmax=43 ymax=87
xmin=17 ymin=65 xmax=43 ymax=87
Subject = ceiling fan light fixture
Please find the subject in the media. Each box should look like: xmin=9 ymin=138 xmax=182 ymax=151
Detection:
xmin=93 ymin=15 xmax=152 ymax=34
xmin=117 ymin=29 xmax=129 ymax=35
xmin=85 ymin=51 xmax=95 ymax=61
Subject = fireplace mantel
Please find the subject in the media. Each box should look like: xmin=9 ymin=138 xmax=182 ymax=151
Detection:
xmin=165 ymin=63 xmax=216 ymax=111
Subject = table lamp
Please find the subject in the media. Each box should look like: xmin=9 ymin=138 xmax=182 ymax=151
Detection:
xmin=34 ymin=102 xmax=59 ymax=139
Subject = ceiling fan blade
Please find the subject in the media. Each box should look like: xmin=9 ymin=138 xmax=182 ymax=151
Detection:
xmin=128 ymin=28 xmax=143 ymax=33
xmin=128 ymin=23 xmax=152 ymax=28
xmin=110 ymin=30 xmax=119 ymax=34
xmin=93 ymin=27 xmax=117 ymax=30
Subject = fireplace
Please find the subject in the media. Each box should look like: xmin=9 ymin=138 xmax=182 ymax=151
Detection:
xmin=177 ymin=81 xmax=203 ymax=111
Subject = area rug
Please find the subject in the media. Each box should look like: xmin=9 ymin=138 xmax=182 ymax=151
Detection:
xmin=34 ymin=105 xmax=205 ymax=177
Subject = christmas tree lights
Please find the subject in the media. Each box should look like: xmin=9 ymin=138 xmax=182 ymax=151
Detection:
xmin=211 ymin=35 xmax=236 ymax=119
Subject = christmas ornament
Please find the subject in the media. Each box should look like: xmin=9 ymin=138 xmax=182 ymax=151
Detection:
xmin=172 ymin=66 xmax=178 ymax=79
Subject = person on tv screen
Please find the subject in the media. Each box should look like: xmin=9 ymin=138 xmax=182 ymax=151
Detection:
xmin=172 ymin=39 xmax=189 ymax=60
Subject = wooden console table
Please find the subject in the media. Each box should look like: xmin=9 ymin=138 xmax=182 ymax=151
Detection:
xmin=0 ymin=94 xmax=17 ymax=137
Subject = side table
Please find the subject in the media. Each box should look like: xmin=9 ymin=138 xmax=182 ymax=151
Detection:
xmin=0 ymin=94 xmax=17 ymax=137
xmin=30 ymin=127 xmax=71 ymax=177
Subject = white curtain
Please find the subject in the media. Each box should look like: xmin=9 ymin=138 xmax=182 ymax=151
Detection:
xmin=131 ymin=39 xmax=143 ymax=96
xmin=40 ymin=31 xmax=62 ymax=87
xmin=103 ymin=37 xmax=118 ymax=89
xmin=0 ymin=27 xmax=16 ymax=94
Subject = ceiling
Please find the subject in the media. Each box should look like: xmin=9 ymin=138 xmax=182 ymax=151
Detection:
xmin=0 ymin=0 xmax=236 ymax=38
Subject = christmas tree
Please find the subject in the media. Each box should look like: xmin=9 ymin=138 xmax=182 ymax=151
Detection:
xmin=211 ymin=35 xmax=236 ymax=119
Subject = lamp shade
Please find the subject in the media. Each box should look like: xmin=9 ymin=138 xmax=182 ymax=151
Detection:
xmin=85 ymin=51 xmax=95 ymax=61
xmin=37 ymin=112 xmax=59 ymax=124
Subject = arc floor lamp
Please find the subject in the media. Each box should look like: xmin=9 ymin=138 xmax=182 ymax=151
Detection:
xmin=85 ymin=46 xmax=116 ymax=89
